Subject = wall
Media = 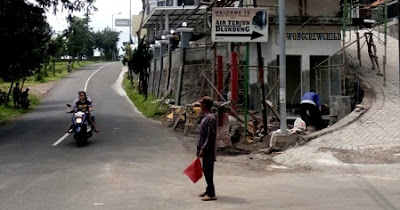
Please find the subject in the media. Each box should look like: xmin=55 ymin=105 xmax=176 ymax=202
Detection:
xmin=247 ymin=25 xmax=342 ymax=110
xmin=259 ymin=0 xmax=341 ymax=17
xmin=148 ymin=45 xmax=230 ymax=104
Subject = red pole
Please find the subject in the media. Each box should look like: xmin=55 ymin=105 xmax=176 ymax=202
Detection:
xmin=217 ymin=56 xmax=223 ymax=100
xmin=231 ymin=52 xmax=238 ymax=112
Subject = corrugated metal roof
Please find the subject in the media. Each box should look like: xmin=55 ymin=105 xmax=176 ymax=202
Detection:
xmin=142 ymin=6 xmax=208 ymax=28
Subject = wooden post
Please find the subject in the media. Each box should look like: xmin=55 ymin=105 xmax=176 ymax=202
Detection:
xmin=254 ymin=0 xmax=269 ymax=135
xmin=231 ymin=52 xmax=238 ymax=111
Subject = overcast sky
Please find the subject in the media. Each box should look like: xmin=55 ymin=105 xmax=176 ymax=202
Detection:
xmin=44 ymin=0 xmax=143 ymax=54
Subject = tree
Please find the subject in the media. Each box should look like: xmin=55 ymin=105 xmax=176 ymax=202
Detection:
xmin=0 ymin=0 xmax=52 ymax=104
xmin=65 ymin=17 xmax=92 ymax=64
xmin=94 ymin=28 xmax=120 ymax=60
xmin=34 ymin=0 xmax=96 ymax=18
xmin=126 ymin=37 xmax=153 ymax=99
xmin=47 ymin=35 xmax=66 ymax=75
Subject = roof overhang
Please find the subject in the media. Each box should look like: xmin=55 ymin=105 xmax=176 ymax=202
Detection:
xmin=142 ymin=6 xmax=208 ymax=29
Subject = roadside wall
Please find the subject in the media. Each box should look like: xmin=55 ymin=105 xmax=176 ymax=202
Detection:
xmin=148 ymin=45 xmax=230 ymax=104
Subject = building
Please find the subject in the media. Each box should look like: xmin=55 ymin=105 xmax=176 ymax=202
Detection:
xmin=135 ymin=0 xmax=390 ymax=118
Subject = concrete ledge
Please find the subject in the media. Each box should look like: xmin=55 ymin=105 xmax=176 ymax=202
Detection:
xmin=272 ymin=134 xmax=297 ymax=151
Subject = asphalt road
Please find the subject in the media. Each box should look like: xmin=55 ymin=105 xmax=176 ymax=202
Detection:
xmin=0 ymin=62 xmax=399 ymax=210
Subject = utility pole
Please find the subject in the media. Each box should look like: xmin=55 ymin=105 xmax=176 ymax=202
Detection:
xmin=398 ymin=0 xmax=400 ymax=97
xmin=253 ymin=0 xmax=269 ymax=136
xmin=279 ymin=0 xmax=287 ymax=134
xmin=129 ymin=0 xmax=132 ymax=44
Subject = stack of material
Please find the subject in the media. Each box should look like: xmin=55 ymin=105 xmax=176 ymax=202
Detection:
xmin=245 ymin=121 xmax=265 ymax=143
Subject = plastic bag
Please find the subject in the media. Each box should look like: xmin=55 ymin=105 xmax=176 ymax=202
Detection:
xmin=183 ymin=158 xmax=203 ymax=183
xmin=293 ymin=118 xmax=306 ymax=131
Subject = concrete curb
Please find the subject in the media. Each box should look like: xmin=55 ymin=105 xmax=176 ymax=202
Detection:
xmin=117 ymin=67 xmax=163 ymax=125
xmin=302 ymin=74 xmax=377 ymax=142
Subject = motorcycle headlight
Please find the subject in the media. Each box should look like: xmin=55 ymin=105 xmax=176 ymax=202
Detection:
xmin=76 ymin=117 xmax=83 ymax=124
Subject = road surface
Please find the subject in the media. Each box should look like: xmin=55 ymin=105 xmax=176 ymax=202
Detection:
xmin=0 ymin=62 xmax=399 ymax=210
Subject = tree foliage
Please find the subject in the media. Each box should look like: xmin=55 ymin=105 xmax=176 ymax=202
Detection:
xmin=129 ymin=37 xmax=153 ymax=75
xmin=65 ymin=17 xmax=92 ymax=61
xmin=125 ymin=37 xmax=153 ymax=98
xmin=94 ymin=28 xmax=120 ymax=60
xmin=0 ymin=0 xmax=52 ymax=81
xmin=34 ymin=0 xmax=96 ymax=19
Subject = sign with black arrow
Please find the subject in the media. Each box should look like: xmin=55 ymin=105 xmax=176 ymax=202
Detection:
xmin=212 ymin=8 xmax=269 ymax=42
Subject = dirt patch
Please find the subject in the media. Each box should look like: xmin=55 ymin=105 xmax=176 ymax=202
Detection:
xmin=319 ymin=147 xmax=400 ymax=164
xmin=29 ymin=82 xmax=55 ymax=98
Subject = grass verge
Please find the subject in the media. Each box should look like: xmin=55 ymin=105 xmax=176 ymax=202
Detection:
xmin=0 ymin=61 xmax=98 ymax=124
xmin=0 ymin=61 xmax=97 ymax=91
xmin=123 ymin=75 xmax=168 ymax=118
xmin=0 ymin=95 xmax=41 ymax=124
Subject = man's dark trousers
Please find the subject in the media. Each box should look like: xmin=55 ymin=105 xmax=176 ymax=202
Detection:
xmin=202 ymin=159 xmax=215 ymax=197
xmin=301 ymin=103 xmax=324 ymax=129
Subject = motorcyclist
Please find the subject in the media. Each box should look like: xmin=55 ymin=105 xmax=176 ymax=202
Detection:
xmin=67 ymin=90 xmax=99 ymax=133
xmin=73 ymin=89 xmax=92 ymax=107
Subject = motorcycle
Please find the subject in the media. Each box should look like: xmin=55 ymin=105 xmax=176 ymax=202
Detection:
xmin=66 ymin=104 xmax=92 ymax=147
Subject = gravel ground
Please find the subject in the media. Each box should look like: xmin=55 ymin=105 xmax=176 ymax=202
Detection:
xmin=319 ymin=147 xmax=400 ymax=164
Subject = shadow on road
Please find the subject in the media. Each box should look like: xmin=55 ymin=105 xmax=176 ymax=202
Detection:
xmin=215 ymin=196 xmax=249 ymax=204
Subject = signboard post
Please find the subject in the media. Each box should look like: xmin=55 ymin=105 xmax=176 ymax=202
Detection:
xmin=212 ymin=8 xmax=269 ymax=42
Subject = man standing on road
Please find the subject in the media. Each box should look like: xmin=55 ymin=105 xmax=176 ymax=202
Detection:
xmin=197 ymin=96 xmax=217 ymax=201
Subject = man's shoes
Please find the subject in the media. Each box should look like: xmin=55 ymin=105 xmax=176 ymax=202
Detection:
xmin=199 ymin=192 xmax=208 ymax=197
xmin=201 ymin=195 xmax=217 ymax=201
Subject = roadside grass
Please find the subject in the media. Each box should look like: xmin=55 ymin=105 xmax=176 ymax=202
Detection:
xmin=35 ymin=61 xmax=97 ymax=83
xmin=0 ymin=61 xmax=97 ymax=124
xmin=0 ymin=95 xmax=41 ymax=124
xmin=123 ymin=75 xmax=168 ymax=118
xmin=0 ymin=61 xmax=97 ymax=91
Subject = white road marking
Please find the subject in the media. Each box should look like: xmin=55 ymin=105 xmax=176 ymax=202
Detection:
xmin=84 ymin=62 xmax=114 ymax=91
xmin=112 ymin=67 xmax=145 ymax=118
xmin=52 ymin=62 xmax=114 ymax=146
xmin=52 ymin=133 xmax=70 ymax=146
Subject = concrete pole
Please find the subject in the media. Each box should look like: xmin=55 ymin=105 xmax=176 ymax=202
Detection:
xmin=279 ymin=0 xmax=287 ymax=134
xmin=160 ymin=15 xmax=164 ymax=35
xmin=175 ymin=27 xmax=193 ymax=105
xmin=165 ymin=14 xmax=170 ymax=33
xmin=398 ymin=1 xmax=400 ymax=97
xmin=158 ymin=40 xmax=168 ymax=98
xmin=129 ymin=0 xmax=132 ymax=44
xmin=166 ymin=35 xmax=174 ymax=91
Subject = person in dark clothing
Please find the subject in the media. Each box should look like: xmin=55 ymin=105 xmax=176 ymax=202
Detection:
xmin=300 ymin=89 xmax=325 ymax=130
xmin=20 ymin=88 xmax=30 ymax=108
xmin=12 ymin=83 xmax=21 ymax=108
xmin=197 ymin=96 xmax=217 ymax=201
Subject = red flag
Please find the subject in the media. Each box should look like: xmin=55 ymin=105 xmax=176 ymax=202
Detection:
xmin=183 ymin=158 xmax=203 ymax=183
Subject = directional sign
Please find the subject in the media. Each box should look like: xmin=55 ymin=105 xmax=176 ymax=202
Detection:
xmin=212 ymin=8 xmax=269 ymax=42
xmin=115 ymin=18 xmax=130 ymax=27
